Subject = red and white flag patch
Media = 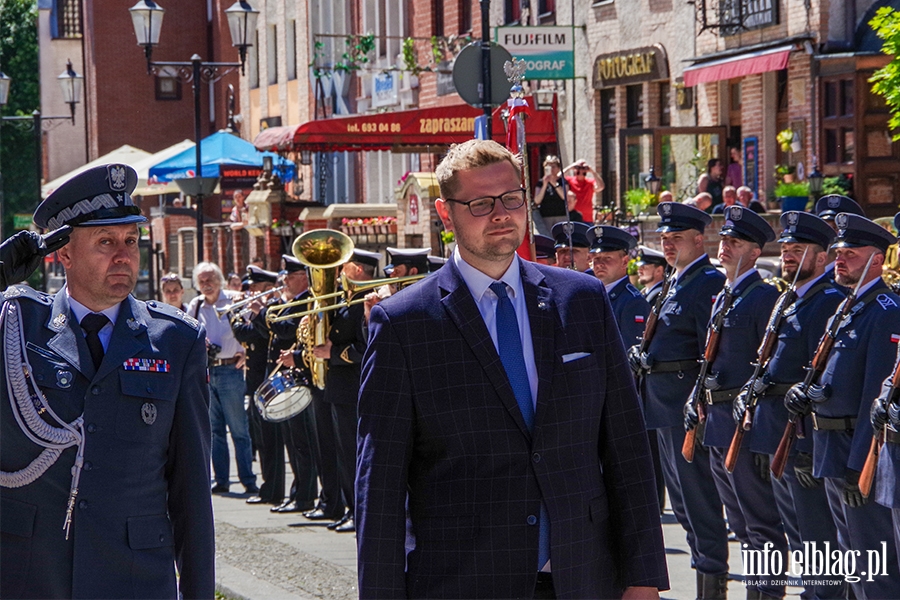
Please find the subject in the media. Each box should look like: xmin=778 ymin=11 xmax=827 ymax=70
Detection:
xmin=635 ymin=315 xmax=645 ymax=323
xmin=891 ymin=334 xmax=900 ymax=344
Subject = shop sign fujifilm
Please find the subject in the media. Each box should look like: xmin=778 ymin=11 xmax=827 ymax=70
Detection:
xmin=494 ymin=26 xmax=575 ymax=80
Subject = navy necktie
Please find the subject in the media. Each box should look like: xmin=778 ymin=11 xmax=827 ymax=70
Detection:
xmin=489 ymin=282 xmax=549 ymax=570
xmin=81 ymin=313 xmax=109 ymax=370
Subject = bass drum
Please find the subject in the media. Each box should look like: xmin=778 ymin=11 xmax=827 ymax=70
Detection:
xmin=254 ymin=369 xmax=313 ymax=422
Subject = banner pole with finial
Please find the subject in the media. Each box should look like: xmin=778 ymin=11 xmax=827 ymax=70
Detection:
xmin=503 ymin=57 xmax=536 ymax=262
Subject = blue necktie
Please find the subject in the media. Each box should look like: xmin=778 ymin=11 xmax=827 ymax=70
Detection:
xmin=489 ymin=282 xmax=550 ymax=570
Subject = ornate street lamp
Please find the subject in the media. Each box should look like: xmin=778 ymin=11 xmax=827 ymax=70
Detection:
xmin=56 ymin=60 xmax=83 ymax=122
xmin=129 ymin=0 xmax=257 ymax=262
xmin=808 ymin=160 xmax=824 ymax=199
xmin=644 ymin=165 xmax=662 ymax=199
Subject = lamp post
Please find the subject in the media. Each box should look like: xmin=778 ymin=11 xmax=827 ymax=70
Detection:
xmin=644 ymin=165 xmax=662 ymax=201
xmin=808 ymin=159 xmax=824 ymax=201
xmin=0 ymin=63 xmax=82 ymax=243
xmin=129 ymin=0 xmax=258 ymax=264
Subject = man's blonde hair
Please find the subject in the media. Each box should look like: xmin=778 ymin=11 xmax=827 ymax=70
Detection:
xmin=435 ymin=139 xmax=521 ymax=199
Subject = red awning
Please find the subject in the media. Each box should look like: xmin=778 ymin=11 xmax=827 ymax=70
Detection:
xmin=683 ymin=45 xmax=793 ymax=87
xmin=253 ymin=97 xmax=557 ymax=153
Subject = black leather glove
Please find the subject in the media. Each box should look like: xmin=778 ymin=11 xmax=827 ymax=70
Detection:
xmin=889 ymin=402 xmax=900 ymax=429
xmin=842 ymin=470 xmax=868 ymax=508
xmin=626 ymin=345 xmax=652 ymax=376
xmin=753 ymin=452 xmax=771 ymax=482
xmin=684 ymin=397 xmax=700 ymax=432
xmin=733 ymin=386 xmax=751 ymax=424
xmin=0 ymin=226 xmax=71 ymax=289
xmin=784 ymin=383 xmax=813 ymax=417
xmin=871 ymin=394 xmax=889 ymax=429
xmin=794 ymin=452 xmax=820 ymax=489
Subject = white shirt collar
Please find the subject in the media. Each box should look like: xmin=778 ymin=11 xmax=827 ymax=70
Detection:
xmin=796 ymin=271 xmax=830 ymax=298
xmin=66 ymin=288 xmax=121 ymax=327
xmin=604 ymin=275 xmax=629 ymax=292
xmin=675 ymin=253 xmax=708 ymax=283
xmin=453 ymin=249 xmax=524 ymax=301
xmin=727 ymin=267 xmax=757 ymax=290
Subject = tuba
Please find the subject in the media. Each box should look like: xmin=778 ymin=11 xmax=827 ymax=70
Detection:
xmin=292 ymin=228 xmax=355 ymax=390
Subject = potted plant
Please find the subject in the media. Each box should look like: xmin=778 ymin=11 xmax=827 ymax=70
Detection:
xmin=775 ymin=163 xmax=796 ymax=184
xmin=774 ymin=181 xmax=810 ymax=212
xmin=623 ymin=188 xmax=655 ymax=217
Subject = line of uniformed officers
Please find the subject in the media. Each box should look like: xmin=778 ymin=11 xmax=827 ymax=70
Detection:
xmin=540 ymin=195 xmax=900 ymax=600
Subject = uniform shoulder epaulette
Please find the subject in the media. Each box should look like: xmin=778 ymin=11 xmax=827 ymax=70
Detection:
xmin=626 ymin=283 xmax=642 ymax=297
xmin=703 ymin=267 xmax=721 ymax=275
xmin=145 ymin=300 xmax=201 ymax=330
xmin=1 ymin=284 xmax=52 ymax=305
xmin=824 ymin=287 xmax=841 ymax=294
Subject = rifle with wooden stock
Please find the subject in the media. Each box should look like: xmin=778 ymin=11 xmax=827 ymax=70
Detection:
xmin=770 ymin=252 xmax=876 ymax=479
xmin=725 ymin=248 xmax=808 ymax=473
xmin=682 ymin=257 xmax=741 ymax=462
xmin=860 ymin=358 xmax=900 ymax=497
xmin=638 ymin=250 xmax=679 ymax=358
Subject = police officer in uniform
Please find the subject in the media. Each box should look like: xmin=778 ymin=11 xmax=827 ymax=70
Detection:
xmin=636 ymin=245 xmax=667 ymax=305
xmin=784 ymin=213 xmax=900 ymax=599
xmin=233 ymin=266 xmax=285 ymax=506
xmin=264 ymin=255 xmax=319 ymax=514
xmin=533 ymin=234 xmax=556 ymax=266
xmin=733 ymin=211 xmax=847 ymax=598
xmin=815 ymin=194 xmax=865 ymax=287
xmin=628 ymin=202 xmax=729 ymax=599
xmin=684 ymin=206 xmax=788 ymax=600
xmin=0 ymin=164 xmax=214 ymax=598
xmin=551 ymin=221 xmax=592 ymax=273
xmin=587 ymin=225 xmax=648 ymax=348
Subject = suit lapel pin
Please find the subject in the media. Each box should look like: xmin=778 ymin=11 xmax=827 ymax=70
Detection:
xmin=57 ymin=370 xmax=73 ymax=388
xmin=141 ymin=402 xmax=157 ymax=425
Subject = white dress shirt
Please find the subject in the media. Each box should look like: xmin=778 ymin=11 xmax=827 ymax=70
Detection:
xmin=188 ymin=290 xmax=244 ymax=359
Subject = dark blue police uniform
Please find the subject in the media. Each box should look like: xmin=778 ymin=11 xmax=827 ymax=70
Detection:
xmin=694 ymin=206 xmax=787 ymax=598
xmin=638 ymin=202 xmax=729 ymax=586
xmin=0 ymin=165 xmax=214 ymax=598
xmin=797 ymin=214 xmax=900 ymax=598
xmin=745 ymin=211 xmax=847 ymax=598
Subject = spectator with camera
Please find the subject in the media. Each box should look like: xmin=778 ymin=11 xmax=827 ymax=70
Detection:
xmin=188 ymin=262 xmax=258 ymax=496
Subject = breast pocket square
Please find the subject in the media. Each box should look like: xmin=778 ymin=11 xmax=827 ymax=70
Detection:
xmin=561 ymin=351 xmax=592 ymax=363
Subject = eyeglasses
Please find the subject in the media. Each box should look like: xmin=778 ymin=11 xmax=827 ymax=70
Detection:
xmin=444 ymin=188 xmax=527 ymax=217
xmin=574 ymin=169 xmax=588 ymax=175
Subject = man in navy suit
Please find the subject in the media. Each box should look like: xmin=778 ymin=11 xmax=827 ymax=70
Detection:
xmin=357 ymin=139 xmax=668 ymax=599
xmin=785 ymin=213 xmax=900 ymax=599
xmin=0 ymin=165 xmax=214 ymax=598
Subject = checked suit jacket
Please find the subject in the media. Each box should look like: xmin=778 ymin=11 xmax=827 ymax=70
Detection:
xmin=356 ymin=257 xmax=669 ymax=599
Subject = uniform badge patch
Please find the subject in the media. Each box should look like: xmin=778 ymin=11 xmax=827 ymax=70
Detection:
xmin=828 ymin=196 xmax=841 ymax=209
xmin=730 ymin=206 xmax=744 ymax=221
xmin=56 ymin=370 xmax=73 ymax=388
xmin=51 ymin=313 xmax=67 ymax=329
xmin=108 ymin=164 xmax=127 ymax=191
xmin=635 ymin=315 xmax=645 ymax=323
xmin=141 ymin=402 xmax=157 ymax=425
xmin=891 ymin=333 xmax=900 ymax=344
xmin=835 ymin=213 xmax=849 ymax=230
xmin=661 ymin=203 xmax=672 ymax=216
xmin=877 ymin=294 xmax=897 ymax=310
xmin=126 ymin=318 xmax=141 ymax=331
xmin=124 ymin=358 xmax=170 ymax=372
xmin=786 ymin=212 xmax=799 ymax=226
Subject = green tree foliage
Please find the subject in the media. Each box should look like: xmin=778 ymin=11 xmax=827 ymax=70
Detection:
xmin=0 ymin=0 xmax=39 ymax=236
xmin=870 ymin=7 xmax=900 ymax=140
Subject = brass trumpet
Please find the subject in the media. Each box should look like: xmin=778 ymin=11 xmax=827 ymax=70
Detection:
xmin=266 ymin=272 xmax=426 ymax=324
xmin=215 ymin=285 xmax=285 ymax=318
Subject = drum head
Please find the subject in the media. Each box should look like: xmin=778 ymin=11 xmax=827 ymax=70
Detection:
xmin=255 ymin=370 xmax=313 ymax=422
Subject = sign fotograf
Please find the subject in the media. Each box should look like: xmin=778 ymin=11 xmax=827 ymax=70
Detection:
xmin=494 ymin=26 xmax=574 ymax=80
xmin=593 ymin=45 xmax=669 ymax=89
